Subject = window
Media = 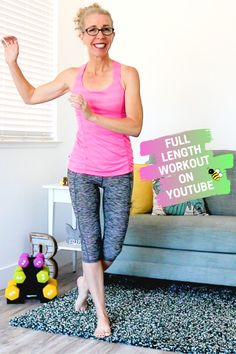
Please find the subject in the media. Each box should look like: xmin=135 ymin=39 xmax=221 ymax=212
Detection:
xmin=0 ymin=0 xmax=57 ymax=143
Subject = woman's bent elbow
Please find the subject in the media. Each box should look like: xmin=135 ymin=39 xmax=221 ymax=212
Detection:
xmin=22 ymin=88 xmax=36 ymax=104
xmin=23 ymin=96 xmax=38 ymax=105
xmin=23 ymin=98 xmax=33 ymax=105
xmin=131 ymin=127 xmax=142 ymax=137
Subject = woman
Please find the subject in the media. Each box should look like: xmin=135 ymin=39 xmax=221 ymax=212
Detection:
xmin=2 ymin=3 xmax=143 ymax=338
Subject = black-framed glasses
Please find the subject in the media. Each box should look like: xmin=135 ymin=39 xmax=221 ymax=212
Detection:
xmin=84 ymin=26 xmax=114 ymax=36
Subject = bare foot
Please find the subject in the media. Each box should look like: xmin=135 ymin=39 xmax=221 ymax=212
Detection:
xmin=74 ymin=276 xmax=89 ymax=312
xmin=94 ymin=315 xmax=112 ymax=338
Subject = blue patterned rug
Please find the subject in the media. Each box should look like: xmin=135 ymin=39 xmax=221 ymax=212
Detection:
xmin=9 ymin=276 xmax=236 ymax=353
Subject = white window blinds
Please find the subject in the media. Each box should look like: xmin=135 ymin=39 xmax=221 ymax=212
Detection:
xmin=0 ymin=0 xmax=57 ymax=142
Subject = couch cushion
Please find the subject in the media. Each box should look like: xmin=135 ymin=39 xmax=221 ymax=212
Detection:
xmin=148 ymin=149 xmax=236 ymax=216
xmin=109 ymin=246 xmax=236 ymax=286
xmin=204 ymin=150 xmax=236 ymax=216
xmin=126 ymin=214 xmax=236 ymax=253
xmin=152 ymin=178 xmax=207 ymax=215
xmin=130 ymin=164 xmax=153 ymax=215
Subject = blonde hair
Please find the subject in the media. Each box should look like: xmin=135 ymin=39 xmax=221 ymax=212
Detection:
xmin=74 ymin=3 xmax=113 ymax=33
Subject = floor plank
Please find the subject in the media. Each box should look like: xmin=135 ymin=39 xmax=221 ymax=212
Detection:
xmin=0 ymin=257 xmax=174 ymax=354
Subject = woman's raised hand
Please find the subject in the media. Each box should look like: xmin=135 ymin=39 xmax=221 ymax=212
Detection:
xmin=1 ymin=36 xmax=19 ymax=65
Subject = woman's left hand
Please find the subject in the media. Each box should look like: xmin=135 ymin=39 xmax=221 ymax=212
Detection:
xmin=69 ymin=94 xmax=95 ymax=121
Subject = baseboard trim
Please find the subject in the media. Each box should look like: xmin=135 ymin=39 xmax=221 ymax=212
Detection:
xmin=0 ymin=263 xmax=18 ymax=290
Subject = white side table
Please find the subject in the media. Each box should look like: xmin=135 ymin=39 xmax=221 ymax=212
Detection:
xmin=42 ymin=184 xmax=81 ymax=272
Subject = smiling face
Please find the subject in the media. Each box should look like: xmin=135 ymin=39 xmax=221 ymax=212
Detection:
xmin=80 ymin=13 xmax=115 ymax=58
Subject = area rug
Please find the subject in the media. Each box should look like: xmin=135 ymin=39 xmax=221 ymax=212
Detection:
xmin=9 ymin=275 xmax=236 ymax=353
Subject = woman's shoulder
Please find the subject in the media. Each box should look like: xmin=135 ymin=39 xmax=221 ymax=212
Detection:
xmin=113 ymin=60 xmax=138 ymax=74
xmin=61 ymin=66 xmax=82 ymax=78
xmin=117 ymin=61 xmax=139 ymax=78
xmin=118 ymin=62 xmax=140 ymax=88
xmin=58 ymin=66 xmax=85 ymax=89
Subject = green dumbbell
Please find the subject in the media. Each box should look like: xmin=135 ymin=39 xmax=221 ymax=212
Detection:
xmin=13 ymin=267 xmax=26 ymax=284
xmin=36 ymin=270 xmax=49 ymax=283
xmin=43 ymin=265 xmax=50 ymax=274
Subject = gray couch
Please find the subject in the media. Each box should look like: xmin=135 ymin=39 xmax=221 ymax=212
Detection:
xmin=108 ymin=150 xmax=236 ymax=287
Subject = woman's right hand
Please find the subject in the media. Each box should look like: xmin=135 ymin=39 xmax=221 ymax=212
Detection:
xmin=1 ymin=36 xmax=19 ymax=65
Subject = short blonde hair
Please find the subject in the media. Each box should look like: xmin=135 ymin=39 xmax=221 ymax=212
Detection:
xmin=74 ymin=3 xmax=113 ymax=33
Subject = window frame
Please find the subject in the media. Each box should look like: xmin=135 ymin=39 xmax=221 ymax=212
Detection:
xmin=0 ymin=0 xmax=58 ymax=145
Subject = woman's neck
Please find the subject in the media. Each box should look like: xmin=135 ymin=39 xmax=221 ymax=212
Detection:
xmin=86 ymin=56 xmax=112 ymax=75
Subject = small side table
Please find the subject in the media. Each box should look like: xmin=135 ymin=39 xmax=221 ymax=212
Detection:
xmin=42 ymin=184 xmax=81 ymax=272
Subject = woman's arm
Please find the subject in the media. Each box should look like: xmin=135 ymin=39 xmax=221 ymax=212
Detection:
xmin=1 ymin=36 xmax=75 ymax=104
xmin=69 ymin=66 xmax=143 ymax=137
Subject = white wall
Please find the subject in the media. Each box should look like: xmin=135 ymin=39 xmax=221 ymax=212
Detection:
xmin=84 ymin=0 xmax=236 ymax=160
xmin=0 ymin=0 xmax=85 ymax=290
xmin=1 ymin=0 xmax=236 ymax=289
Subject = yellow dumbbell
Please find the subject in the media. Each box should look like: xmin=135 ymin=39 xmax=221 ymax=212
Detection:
xmin=43 ymin=284 xmax=58 ymax=300
xmin=7 ymin=279 xmax=17 ymax=287
xmin=5 ymin=285 xmax=20 ymax=301
xmin=48 ymin=278 xmax=58 ymax=287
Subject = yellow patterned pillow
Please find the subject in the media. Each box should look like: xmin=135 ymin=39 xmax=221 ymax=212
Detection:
xmin=130 ymin=164 xmax=153 ymax=215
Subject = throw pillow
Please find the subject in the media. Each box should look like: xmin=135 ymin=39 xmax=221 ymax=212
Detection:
xmin=152 ymin=179 xmax=207 ymax=216
xmin=130 ymin=164 xmax=153 ymax=215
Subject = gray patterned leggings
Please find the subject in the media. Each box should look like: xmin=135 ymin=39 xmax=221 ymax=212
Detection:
xmin=67 ymin=170 xmax=133 ymax=263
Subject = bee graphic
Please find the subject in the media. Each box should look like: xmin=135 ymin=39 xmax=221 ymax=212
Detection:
xmin=208 ymin=168 xmax=223 ymax=181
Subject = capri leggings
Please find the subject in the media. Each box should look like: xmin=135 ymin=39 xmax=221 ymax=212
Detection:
xmin=67 ymin=169 xmax=133 ymax=263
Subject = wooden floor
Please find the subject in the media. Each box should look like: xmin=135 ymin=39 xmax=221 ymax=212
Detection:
xmin=0 ymin=257 xmax=174 ymax=354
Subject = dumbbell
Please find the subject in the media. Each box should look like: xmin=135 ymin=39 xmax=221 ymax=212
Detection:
xmin=13 ymin=266 xmax=26 ymax=284
xmin=36 ymin=270 xmax=49 ymax=283
xmin=43 ymin=284 xmax=58 ymax=299
xmin=18 ymin=253 xmax=30 ymax=268
xmin=33 ymin=253 xmax=45 ymax=268
xmin=5 ymin=285 xmax=20 ymax=301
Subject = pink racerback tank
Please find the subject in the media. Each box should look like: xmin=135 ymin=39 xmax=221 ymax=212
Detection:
xmin=68 ymin=60 xmax=133 ymax=176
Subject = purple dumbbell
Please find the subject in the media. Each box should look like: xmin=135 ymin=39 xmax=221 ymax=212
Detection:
xmin=33 ymin=253 xmax=45 ymax=268
xmin=18 ymin=253 xmax=30 ymax=268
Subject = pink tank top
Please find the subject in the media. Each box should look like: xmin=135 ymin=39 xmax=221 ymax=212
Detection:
xmin=68 ymin=60 xmax=133 ymax=176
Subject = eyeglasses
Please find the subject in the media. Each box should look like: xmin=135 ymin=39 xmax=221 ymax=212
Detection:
xmin=84 ymin=26 xmax=114 ymax=36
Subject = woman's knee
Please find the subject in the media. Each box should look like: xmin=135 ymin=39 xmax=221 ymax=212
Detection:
xmin=102 ymin=260 xmax=113 ymax=270
xmin=103 ymin=243 xmax=124 ymax=264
